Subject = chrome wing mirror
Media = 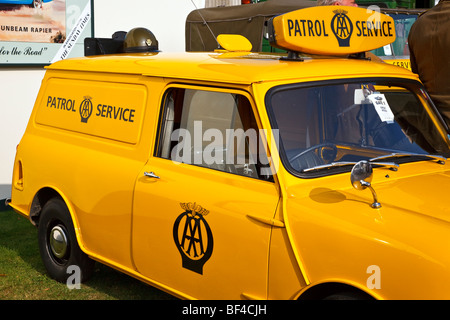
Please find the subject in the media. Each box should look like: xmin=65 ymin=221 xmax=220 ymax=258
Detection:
xmin=351 ymin=160 xmax=398 ymax=209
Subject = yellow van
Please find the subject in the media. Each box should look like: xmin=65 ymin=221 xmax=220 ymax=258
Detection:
xmin=7 ymin=6 xmax=450 ymax=300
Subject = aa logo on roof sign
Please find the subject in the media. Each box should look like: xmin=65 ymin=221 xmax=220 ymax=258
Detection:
xmin=331 ymin=9 xmax=354 ymax=47
xmin=269 ymin=6 xmax=396 ymax=56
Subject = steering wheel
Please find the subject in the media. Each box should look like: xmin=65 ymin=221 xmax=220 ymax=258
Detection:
xmin=289 ymin=143 xmax=338 ymax=170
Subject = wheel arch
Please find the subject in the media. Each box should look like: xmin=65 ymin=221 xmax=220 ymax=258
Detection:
xmin=30 ymin=187 xmax=84 ymax=250
xmin=30 ymin=187 xmax=60 ymax=226
xmin=297 ymin=281 xmax=378 ymax=300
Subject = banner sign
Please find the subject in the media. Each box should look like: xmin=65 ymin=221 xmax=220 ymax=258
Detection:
xmin=0 ymin=0 xmax=93 ymax=65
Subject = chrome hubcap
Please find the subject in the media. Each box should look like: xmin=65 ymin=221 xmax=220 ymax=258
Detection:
xmin=49 ymin=226 xmax=68 ymax=259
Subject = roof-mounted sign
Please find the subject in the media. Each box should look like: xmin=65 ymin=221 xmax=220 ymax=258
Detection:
xmin=267 ymin=6 xmax=396 ymax=56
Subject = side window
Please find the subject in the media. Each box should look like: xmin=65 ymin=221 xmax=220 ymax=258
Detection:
xmin=156 ymin=87 xmax=272 ymax=181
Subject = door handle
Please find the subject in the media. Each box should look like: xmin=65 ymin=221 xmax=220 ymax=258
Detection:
xmin=144 ymin=171 xmax=160 ymax=179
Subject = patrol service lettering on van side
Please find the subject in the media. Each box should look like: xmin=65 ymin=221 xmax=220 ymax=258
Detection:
xmin=96 ymin=104 xmax=135 ymax=122
xmin=47 ymin=96 xmax=77 ymax=112
xmin=46 ymin=95 xmax=135 ymax=123
xmin=390 ymin=60 xmax=410 ymax=69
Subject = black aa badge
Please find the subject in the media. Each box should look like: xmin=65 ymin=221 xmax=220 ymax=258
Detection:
xmin=331 ymin=9 xmax=353 ymax=47
xmin=173 ymin=202 xmax=213 ymax=275
xmin=79 ymin=96 xmax=93 ymax=123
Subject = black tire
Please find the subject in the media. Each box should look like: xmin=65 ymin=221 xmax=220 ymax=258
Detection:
xmin=323 ymin=291 xmax=373 ymax=300
xmin=38 ymin=198 xmax=95 ymax=283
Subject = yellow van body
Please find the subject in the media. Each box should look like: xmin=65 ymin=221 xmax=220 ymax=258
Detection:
xmin=8 ymin=7 xmax=450 ymax=300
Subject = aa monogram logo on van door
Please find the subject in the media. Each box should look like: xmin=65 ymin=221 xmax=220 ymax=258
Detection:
xmin=173 ymin=202 xmax=213 ymax=275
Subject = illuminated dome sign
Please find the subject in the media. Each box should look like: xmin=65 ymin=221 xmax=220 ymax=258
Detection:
xmin=268 ymin=6 xmax=396 ymax=56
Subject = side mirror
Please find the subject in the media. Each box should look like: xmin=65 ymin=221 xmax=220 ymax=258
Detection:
xmin=351 ymin=161 xmax=380 ymax=208
xmin=351 ymin=160 xmax=373 ymax=190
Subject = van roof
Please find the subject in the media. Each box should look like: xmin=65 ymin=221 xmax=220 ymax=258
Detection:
xmin=47 ymin=51 xmax=416 ymax=85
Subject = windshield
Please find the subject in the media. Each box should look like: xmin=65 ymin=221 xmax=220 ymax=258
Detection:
xmin=266 ymin=78 xmax=450 ymax=176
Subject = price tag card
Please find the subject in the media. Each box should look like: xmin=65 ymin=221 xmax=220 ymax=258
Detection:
xmin=368 ymin=93 xmax=394 ymax=123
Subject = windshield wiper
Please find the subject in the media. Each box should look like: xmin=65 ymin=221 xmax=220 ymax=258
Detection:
xmin=302 ymin=160 xmax=398 ymax=173
xmin=302 ymin=152 xmax=446 ymax=173
xmin=369 ymin=152 xmax=446 ymax=164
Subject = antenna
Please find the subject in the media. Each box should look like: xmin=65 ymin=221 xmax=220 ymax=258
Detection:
xmin=190 ymin=0 xmax=219 ymax=48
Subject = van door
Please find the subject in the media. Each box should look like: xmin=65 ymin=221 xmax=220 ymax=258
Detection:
xmin=132 ymin=86 xmax=280 ymax=299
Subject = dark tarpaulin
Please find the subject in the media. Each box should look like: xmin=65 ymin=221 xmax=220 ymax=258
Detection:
xmin=185 ymin=0 xmax=317 ymax=52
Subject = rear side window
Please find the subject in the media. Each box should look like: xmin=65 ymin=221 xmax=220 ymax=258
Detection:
xmin=156 ymin=87 xmax=272 ymax=181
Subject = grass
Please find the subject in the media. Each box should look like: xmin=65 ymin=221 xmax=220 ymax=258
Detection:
xmin=0 ymin=209 xmax=177 ymax=300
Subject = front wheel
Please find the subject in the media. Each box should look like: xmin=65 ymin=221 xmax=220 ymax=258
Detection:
xmin=38 ymin=198 xmax=95 ymax=283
